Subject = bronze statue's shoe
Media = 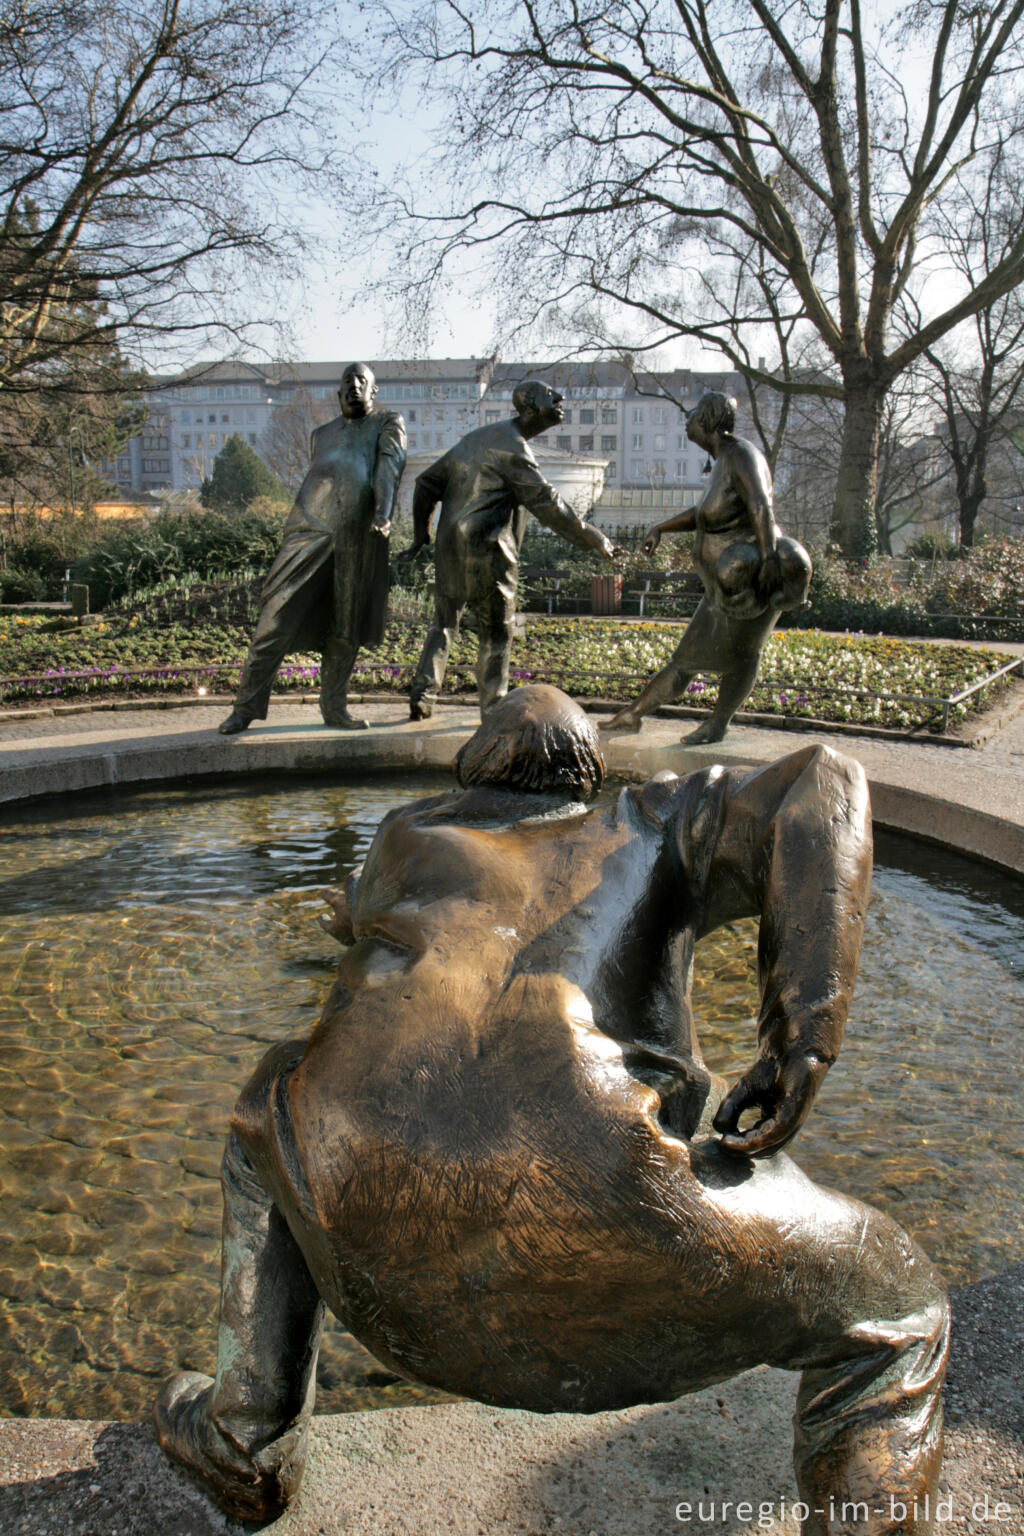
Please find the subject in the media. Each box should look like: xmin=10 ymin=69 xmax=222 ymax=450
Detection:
xmin=218 ymin=712 xmax=251 ymax=735
xmin=409 ymin=698 xmax=433 ymax=721
xmin=684 ymin=719 xmax=727 ymax=744
xmin=322 ymin=712 xmax=369 ymax=730
xmin=604 ymin=708 xmax=642 ymax=733
xmin=154 ymin=1371 xmax=307 ymax=1523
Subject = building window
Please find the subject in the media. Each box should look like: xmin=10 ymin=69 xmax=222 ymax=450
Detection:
xmin=579 ymin=408 xmax=594 ymax=424
xmin=678 ymin=433 xmax=687 ymax=450
xmin=182 ymin=434 xmax=191 ymax=448
xmin=248 ymin=433 xmax=257 ymax=445
xmin=654 ymin=432 xmax=666 ymax=451
xmin=653 ymin=406 xmax=667 ymax=424
xmin=601 ymin=409 xmax=618 ymax=425
xmin=208 ymin=412 xmax=216 ymax=423
xmin=561 ymin=409 xmax=573 ymax=424
xmin=606 ymin=461 xmax=617 ymax=479
xmin=486 ymin=411 xmax=501 ymax=423
xmin=556 ymin=435 xmax=572 ymax=451
xmin=630 ymin=459 xmax=643 ymax=478
xmin=407 ymin=433 xmax=417 ymax=448
xmin=600 ymin=435 xmax=617 ymax=452
xmin=209 ymin=434 xmax=217 ymax=448
xmin=632 ymin=433 xmax=644 ymax=450
xmin=221 ymin=412 xmax=229 ymax=423
xmin=407 ymin=409 xmax=416 ymax=422
xmin=182 ymin=410 xmax=191 ymax=425
xmin=652 ymin=459 xmax=666 ymax=477
xmin=578 ymin=434 xmax=594 ymax=452
xmin=632 ymin=407 xmax=643 ymax=423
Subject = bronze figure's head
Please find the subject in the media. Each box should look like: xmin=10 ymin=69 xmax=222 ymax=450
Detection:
xmin=512 ymin=379 xmax=565 ymax=436
xmin=455 ymin=684 xmax=604 ymax=798
xmin=338 ymin=363 xmax=378 ymax=420
xmin=686 ymin=390 xmax=737 ymax=449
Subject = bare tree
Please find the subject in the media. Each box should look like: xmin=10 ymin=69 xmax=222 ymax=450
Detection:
xmin=262 ymin=386 xmax=335 ymax=493
xmin=912 ymin=155 xmax=1024 ymax=548
xmin=0 ymin=0 xmax=345 ymax=399
xmin=363 ymin=0 xmax=1024 ymax=554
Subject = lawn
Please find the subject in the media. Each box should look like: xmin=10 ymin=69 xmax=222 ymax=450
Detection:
xmin=0 ymin=611 xmax=1017 ymax=733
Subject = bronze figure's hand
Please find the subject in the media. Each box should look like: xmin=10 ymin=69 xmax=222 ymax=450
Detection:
xmin=712 ymin=1048 xmax=830 ymax=1157
xmin=642 ymin=529 xmax=661 ymax=557
xmin=395 ymin=541 xmax=428 ymax=564
xmin=371 ymin=517 xmax=391 ymax=539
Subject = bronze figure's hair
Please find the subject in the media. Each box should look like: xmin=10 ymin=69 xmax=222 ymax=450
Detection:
xmin=455 ymin=685 xmax=605 ymax=798
xmin=690 ymin=390 xmax=737 ymax=437
xmin=512 ymin=379 xmax=548 ymax=416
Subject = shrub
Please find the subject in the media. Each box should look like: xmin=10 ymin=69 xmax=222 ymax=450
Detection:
xmin=72 ymin=506 xmax=288 ymax=608
xmin=0 ymin=565 xmax=48 ymax=603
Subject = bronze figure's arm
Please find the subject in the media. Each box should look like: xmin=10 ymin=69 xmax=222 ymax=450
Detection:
xmin=398 ymin=459 xmax=447 ymax=562
xmin=503 ymin=450 xmax=615 ymax=559
xmin=685 ymin=744 xmax=872 ymax=1157
xmin=371 ymin=413 xmax=407 ymax=538
xmin=727 ymin=437 xmax=777 ymax=562
xmin=642 ymin=505 xmax=698 ymax=556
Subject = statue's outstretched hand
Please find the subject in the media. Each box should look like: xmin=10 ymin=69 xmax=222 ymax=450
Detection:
xmin=712 ymin=1048 xmax=829 ymax=1158
xmin=394 ymin=540 xmax=428 ymax=564
xmin=642 ymin=529 xmax=661 ymax=557
xmin=370 ymin=516 xmax=391 ymax=539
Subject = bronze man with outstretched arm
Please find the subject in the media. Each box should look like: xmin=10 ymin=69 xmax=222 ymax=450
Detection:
xmin=608 ymin=390 xmax=811 ymax=743
xmin=399 ymin=379 xmax=615 ymax=720
xmin=218 ymin=363 xmax=406 ymax=734
xmin=155 ymin=686 xmax=947 ymax=1532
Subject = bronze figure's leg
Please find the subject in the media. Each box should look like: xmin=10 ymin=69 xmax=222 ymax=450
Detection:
xmin=690 ymin=1145 xmax=948 ymax=1536
xmin=684 ymin=610 xmax=776 ymax=743
xmin=320 ymin=635 xmax=367 ymax=729
xmin=154 ymin=1133 xmax=325 ymax=1524
xmin=220 ymin=561 xmax=332 ymax=735
xmin=606 ymin=660 xmax=695 ymax=732
xmin=474 ymin=572 xmax=517 ymax=715
xmin=409 ymin=592 xmax=463 ymax=720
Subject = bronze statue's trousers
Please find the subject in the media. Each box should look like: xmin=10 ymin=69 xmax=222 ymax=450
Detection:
xmin=231 ymin=559 xmax=360 ymax=725
xmin=169 ymin=1123 xmax=948 ymax=1533
xmin=410 ymin=565 xmax=517 ymax=716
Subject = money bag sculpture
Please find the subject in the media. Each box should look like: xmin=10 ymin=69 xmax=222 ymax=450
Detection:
xmin=155 ymin=686 xmax=947 ymax=1532
xmin=608 ymin=390 xmax=811 ymax=743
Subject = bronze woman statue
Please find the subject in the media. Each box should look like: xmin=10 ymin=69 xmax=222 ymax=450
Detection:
xmin=608 ymin=390 xmax=811 ymax=743
xmin=156 ymin=687 xmax=946 ymax=1532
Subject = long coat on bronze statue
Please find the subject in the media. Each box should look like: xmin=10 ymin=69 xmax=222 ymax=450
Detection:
xmin=155 ymin=686 xmax=948 ymax=1532
xmin=401 ymin=379 xmax=615 ymax=720
xmin=219 ymin=363 xmax=406 ymax=734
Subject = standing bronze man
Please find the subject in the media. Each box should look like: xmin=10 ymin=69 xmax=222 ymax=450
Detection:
xmin=218 ymin=363 xmax=406 ymax=734
xmin=399 ymin=379 xmax=615 ymax=720
xmin=608 ymin=390 xmax=811 ymax=743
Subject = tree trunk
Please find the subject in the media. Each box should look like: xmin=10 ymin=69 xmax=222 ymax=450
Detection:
xmin=829 ymin=385 xmax=885 ymax=556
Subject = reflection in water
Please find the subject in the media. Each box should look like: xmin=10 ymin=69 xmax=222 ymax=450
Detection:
xmin=1 ymin=782 xmax=1022 ymax=1420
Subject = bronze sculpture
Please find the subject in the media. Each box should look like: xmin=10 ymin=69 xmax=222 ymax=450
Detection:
xmin=399 ymin=379 xmax=615 ymax=720
xmin=156 ymin=686 xmax=947 ymax=1531
xmin=218 ymin=363 xmax=406 ymax=734
xmin=607 ymin=391 xmax=811 ymax=743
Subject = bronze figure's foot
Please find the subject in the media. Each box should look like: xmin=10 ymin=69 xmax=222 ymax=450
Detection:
xmin=217 ymin=711 xmax=251 ymax=735
xmin=322 ymin=711 xmax=369 ymax=730
xmin=154 ymin=1371 xmax=306 ymax=1523
xmin=684 ymin=719 xmax=727 ymax=744
xmin=604 ymin=707 xmax=642 ymax=733
xmin=409 ymin=698 xmax=433 ymax=721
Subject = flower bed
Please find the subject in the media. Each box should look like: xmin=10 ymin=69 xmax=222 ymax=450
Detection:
xmin=1 ymin=612 xmax=1017 ymax=734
